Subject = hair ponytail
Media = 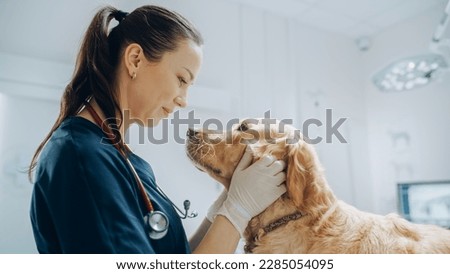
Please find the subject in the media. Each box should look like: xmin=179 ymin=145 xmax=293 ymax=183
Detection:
xmin=28 ymin=6 xmax=123 ymax=181
xmin=29 ymin=5 xmax=203 ymax=181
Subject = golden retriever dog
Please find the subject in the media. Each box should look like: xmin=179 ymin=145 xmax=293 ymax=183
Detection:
xmin=185 ymin=119 xmax=450 ymax=253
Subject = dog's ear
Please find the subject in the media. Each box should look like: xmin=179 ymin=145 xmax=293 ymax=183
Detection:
xmin=286 ymin=142 xmax=317 ymax=209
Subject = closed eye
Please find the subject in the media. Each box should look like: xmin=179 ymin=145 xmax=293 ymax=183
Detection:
xmin=178 ymin=76 xmax=188 ymax=87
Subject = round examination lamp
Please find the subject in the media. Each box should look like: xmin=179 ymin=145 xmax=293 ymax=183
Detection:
xmin=373 ymin=0 xmax=450 ymax=92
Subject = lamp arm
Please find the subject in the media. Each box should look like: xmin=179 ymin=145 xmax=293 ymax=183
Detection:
xmin=432 ymin=0 xmax=450 ymax=43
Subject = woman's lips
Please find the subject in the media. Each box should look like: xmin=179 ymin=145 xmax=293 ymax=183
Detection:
xmin=162 ymin=107 xmax=171 ymax=116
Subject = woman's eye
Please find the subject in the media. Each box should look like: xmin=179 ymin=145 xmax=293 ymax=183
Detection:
xmin=237 ymin=122 xmax=249 ymax=132
xmin=178 ymin=77 xmax=187 ymax=87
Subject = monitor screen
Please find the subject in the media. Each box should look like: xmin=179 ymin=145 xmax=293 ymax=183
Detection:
xmin=397 ymin=181 xmax=450 ymax=229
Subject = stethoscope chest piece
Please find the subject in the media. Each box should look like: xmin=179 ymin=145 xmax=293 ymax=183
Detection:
xmin=144 ymin=211 xmax=169 ymax=240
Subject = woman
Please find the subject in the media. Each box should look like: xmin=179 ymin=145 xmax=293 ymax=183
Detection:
xmin=28 ymin=5 xmax=286 ymax=254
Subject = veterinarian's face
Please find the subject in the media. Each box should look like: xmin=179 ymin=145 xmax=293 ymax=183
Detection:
xmin=186 ymin=119 xmax=296 ymax=187
xmin=129 ymin=39 xmax=203 ymax=127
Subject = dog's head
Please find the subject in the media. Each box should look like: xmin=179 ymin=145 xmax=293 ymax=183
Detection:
xmin=185 ymin=118 xmax=328 ymax=210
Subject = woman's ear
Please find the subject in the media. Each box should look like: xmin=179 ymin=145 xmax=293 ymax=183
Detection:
xmin=123 ymin=43 xmax=143 ymax=77
xmin=286 ymin=142 xmax=316 ymax=208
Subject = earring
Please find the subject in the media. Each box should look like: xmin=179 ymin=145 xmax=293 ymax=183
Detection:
xmin=131 ymin=72 xmax=137 ymax=79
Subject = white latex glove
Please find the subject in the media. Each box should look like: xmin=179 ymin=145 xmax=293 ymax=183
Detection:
xmin=216 ymin=147 xmax=286 ymax=236
xmin=206 ymin=189 xmax=227 ymax=223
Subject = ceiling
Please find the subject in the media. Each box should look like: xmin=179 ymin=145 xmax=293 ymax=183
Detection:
xmin=0 ymin=0 xmax=448 ymax=64
xmin=234 ymin=0 xmax=448 ymax=38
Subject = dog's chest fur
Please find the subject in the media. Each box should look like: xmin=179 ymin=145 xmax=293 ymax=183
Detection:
xmin=244 ymin=199 xmax=450 ymax=254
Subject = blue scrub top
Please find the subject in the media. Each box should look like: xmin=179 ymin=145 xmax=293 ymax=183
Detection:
xmin=30 ymin=116 xmax=191 ymax=254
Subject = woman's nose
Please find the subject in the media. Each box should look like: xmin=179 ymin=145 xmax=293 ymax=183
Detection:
xmin=174 ymin=96 xmax=187 ymax=108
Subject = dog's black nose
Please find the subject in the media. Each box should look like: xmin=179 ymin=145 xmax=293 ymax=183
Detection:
xmin=187 ymin=128 xmax=198 ymax=138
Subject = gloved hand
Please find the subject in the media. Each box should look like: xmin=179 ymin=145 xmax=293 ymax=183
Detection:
xmin=206 ymin=189 xmax=227 ymax=223
xmin=216 ymin=147 xmax=286 ymax=236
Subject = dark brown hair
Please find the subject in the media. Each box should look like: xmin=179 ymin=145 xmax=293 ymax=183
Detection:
xmin=28 ymin=5 xmax=203 ymax=181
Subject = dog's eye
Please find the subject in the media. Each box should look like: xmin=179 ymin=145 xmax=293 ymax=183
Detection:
xmin=237 ymin=122 xmax=249 ymax=132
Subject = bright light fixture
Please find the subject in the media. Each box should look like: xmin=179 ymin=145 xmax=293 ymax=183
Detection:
xmin=372 ymin=54 xmax=448 ymax=92
xmin=372 ymin=0 xmax=450 ymax=92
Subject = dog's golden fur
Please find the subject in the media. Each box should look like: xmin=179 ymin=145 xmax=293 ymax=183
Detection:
xmin=186 ymin=119 xmax=450 ymax=253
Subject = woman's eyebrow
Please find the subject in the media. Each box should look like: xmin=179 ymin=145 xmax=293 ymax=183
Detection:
xmin=183 ymin=67 xmax=194 ymax=82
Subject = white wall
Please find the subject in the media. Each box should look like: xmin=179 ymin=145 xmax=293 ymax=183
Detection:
xmin=293 ymin=23 xmax=372 ymax=211
xmin=363 ymin=7 xmax=450 ymax=214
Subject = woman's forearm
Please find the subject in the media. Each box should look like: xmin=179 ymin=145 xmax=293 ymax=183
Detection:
xmin=192 ymin=215 xmax=240 ymax=254
xmin=189 ymin=218 xmax=212 ymax=251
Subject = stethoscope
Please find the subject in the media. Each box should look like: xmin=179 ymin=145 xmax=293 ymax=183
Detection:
xmin=84 ymin=101 xmax=197 ymax=240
